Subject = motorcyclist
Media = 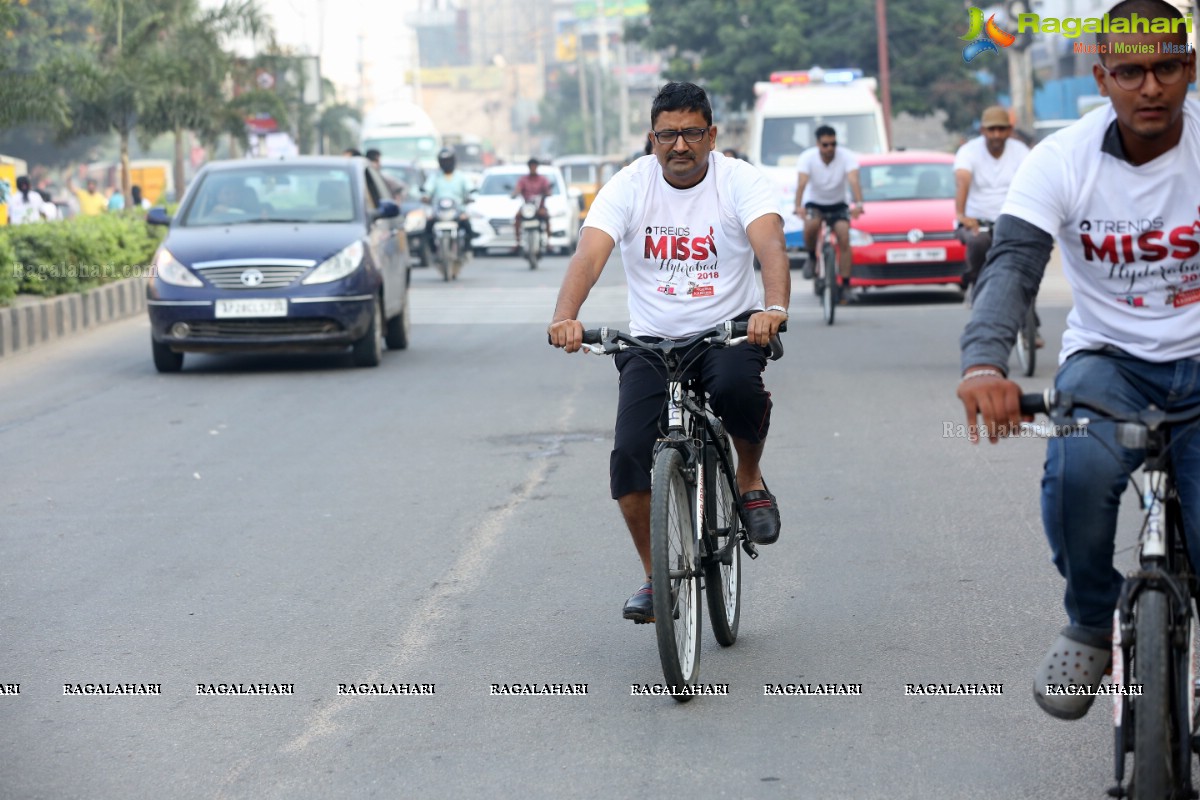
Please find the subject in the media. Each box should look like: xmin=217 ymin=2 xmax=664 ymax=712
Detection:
xmin=511 ymin=158 xmax=552 ymax=245
xmin=422 ymin=148 xmax=473 ymax=254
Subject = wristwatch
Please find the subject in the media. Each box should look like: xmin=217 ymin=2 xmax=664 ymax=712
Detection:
xmin=765 ymin=305 xmax=789 ymax=317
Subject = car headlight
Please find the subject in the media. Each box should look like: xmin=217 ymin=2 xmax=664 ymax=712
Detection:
xmin=303 ymin=240 xmax=364 ymax=284
xmin=848 ymin=227 xmax=874 ymax=247
xmin=404 ymin=209 xmax=426 ymax=234
xmin=153 ymin=247 xmax=202 ymax=287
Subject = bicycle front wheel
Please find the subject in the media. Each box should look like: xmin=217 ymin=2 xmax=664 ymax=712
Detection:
xmin=1131 ymin=588 xmax=1175 ymax=800
xmin=704 ymin=440 xmax=741 ymax=647
xmin=650 ymin=447 xmax=701 ymax=697
xmin=1016 ymin=304 xmax=1037 ymax=376
xmin=822 ymin=242 xmax=837 ymax=325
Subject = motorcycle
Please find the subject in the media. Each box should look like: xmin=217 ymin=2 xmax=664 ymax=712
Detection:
xmin=518 ymin=196 xmax=547 ymax=271
xmin=431 ymin=197 xmax=467 ymax=281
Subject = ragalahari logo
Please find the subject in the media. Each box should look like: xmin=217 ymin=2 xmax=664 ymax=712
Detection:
xmin=961 ymin=7 xmax=1016 ymax=62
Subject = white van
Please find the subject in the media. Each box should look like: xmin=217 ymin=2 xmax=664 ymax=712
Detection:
xmin=746 ymin=69 xmax=889 ymax=260
xmin=361 ymin=102 xmax=442 ymax=170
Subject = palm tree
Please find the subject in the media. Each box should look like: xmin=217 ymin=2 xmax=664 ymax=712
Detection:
xmin=62 ymin=0 xmax=279 ymax=201
xmin=138 ymin=0 xmax=278 ymax=195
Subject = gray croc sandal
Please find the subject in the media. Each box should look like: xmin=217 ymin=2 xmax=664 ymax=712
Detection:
xmin=1033 ymin=626 xmax=1112 ymax=720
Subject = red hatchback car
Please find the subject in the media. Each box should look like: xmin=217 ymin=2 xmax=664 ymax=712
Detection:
xmin=848 ymin=150 xmax=967 ymax=291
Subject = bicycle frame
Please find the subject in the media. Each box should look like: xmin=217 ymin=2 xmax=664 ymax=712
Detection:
xmin=653 ymin=383 xmax=755 ymax=572
xmin=1021 ymin=390 xmax=1200 ymax=797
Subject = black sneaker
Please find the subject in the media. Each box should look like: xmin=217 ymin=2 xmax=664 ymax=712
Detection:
xmin=742 ymin=486 xmax=780 ymax=545
xmin=622 ymin=581 xmax=654 ymax=623
xmin=802 ymin=252 xmax=815 ymax=279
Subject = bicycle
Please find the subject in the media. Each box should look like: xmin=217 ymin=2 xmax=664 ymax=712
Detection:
xmin=579 ymin=320 xmax=785 ymax=700
xmin=1020 ymin=388 xmax=1200 ymax=799
xmin=1014 ymin=302 xmax=1038 ymax=376
xmin=809 ymin=219 xmax=839 ymax=325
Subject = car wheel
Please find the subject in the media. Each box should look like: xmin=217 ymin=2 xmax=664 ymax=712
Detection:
xmin=385 ymin=285 xmax=410 ymax=351
xmin=152 ymin=338 xmax=183 ymax=373
xmin=352 ymin=295 xmax=384 ymax=367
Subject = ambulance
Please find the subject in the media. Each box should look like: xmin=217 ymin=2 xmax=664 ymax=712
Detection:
xmin=746 ymin=68 xmax=889 ymax=263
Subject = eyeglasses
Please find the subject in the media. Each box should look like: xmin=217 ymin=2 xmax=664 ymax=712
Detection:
xmin=983 ymin=125 xmax=1012 ymax=133
xmin=819 ymin=141 xmax=837 ymax=149
xmin=651 ymin=127 xmax=709 ymax=145
xmin=1102 ymin=59 xmax=1189 ymax=91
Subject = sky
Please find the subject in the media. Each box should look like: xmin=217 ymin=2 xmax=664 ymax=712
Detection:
xmin=211 ymin=0 xmax=420 ymax=105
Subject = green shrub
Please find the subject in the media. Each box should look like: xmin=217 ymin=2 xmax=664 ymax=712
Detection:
xmin=0 ymin=232 xmax=16 ymax=305
xmin=2 ymin=214 xmax=164 ymax=302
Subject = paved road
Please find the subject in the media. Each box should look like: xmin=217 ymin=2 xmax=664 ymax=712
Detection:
xmin=1 ymin=251 xmax=1143 ymax=799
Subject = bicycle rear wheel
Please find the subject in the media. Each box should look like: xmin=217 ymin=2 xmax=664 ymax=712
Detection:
xmin=1016 ymin=304 xmax=1037 ymax=376
xmin=1130 ymin=589 xmax=1175 ymax=799
xmin=650 ymin=447 xmax=701 ymax=697
xmin=704 ymin=439 xmax=741 ymax=647
xmin=822 ymin=242 xmax=837 ymax=325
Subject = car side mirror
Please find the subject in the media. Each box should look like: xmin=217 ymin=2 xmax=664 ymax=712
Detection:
xmin=372 ymin=200 xmax=401 ymax=221
xmin=146 ymin=207 xmax=172 ymax=226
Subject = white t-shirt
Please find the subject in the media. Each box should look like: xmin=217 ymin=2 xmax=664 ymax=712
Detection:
xmin=584 ymin=153 xmax=779 ymax=338
xmin=8 ymin=190 xmax=50 ymax=225
xmin=1001 ymin=99 xmax=1200 ymax=364
xmin=953 ymin=136 xmax=1030 ymax=220
xmin=796 ymin=147 xmax=860 ymax=205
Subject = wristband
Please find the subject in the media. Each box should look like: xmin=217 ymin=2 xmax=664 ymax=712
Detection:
xmin=765 ymin=305 xmax=789 ymax=317
xmin=960 ymin=368 xmax=1005 ymax=383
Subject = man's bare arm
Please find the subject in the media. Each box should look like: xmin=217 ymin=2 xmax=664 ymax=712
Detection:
xmin=954 ymin=169 xmax=977 ymax=231
xmin=745 ymin=214 xmax=790 ymax=347
xmin=792 ymin=174 xmax=810 ymax=214
xmin=548 ymin=227 xmax=616 ymax=352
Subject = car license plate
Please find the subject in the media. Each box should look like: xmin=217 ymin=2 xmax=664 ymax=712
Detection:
xmin=215 ymin=298 xmax=288 ymax=318
xmin=887 ymin=247 xmax=946 ymax=263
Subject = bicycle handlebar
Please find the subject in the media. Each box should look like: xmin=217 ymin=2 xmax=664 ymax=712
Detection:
xmin=1020 ymin=389 xmax=1200 ymax=430
xmin=574 ymin=320 xmax=786 ymax=361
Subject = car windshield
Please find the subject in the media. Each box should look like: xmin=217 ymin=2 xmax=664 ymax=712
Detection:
xmin=760 ymin=114 xmax=882 ymax=166
xmin=479 ymin=173 xmax=561 ymax=196
xmin=180 ymin=166 xmax=357 ymax=226
xmin=859 ymin=162 xmax=954 ymax=202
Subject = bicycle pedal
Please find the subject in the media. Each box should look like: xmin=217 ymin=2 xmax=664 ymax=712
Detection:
xmin=741 ymin=540 xmax=759 ymax=560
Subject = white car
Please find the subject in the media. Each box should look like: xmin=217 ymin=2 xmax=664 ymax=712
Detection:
xmin=468 ymin=165 xmax=580 ymax=255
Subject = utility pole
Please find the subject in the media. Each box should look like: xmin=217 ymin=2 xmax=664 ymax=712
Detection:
xmin=874 ymin=0 xmax=893 ymax=149
xmin=594 ymin=0 xmax=608 ymax=155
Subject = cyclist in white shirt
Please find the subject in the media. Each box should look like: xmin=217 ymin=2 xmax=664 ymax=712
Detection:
xmin=548 ymin=82 xmax=789 ymax=623
xmin=954 ymin=105 xmax=1031 ymax=296
xmin=794 ymin=126 xmax=864 ymax=302
xmin=958 ymin=0 xmax=1200 ymax=722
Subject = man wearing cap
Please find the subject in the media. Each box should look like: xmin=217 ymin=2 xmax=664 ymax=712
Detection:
xmin=954 ymin=106 xmax=1031 ymax=297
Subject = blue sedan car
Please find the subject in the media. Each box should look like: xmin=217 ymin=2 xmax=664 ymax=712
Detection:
xmin=146 ymin=157 xmax=410 ymax=372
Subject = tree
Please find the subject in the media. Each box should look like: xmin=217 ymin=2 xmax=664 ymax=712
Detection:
xmin=0 ymin=0 xmax=108 ymax=166
xmin=628 ymin=0 xmax=1000 ymax=133
xmin=137 ymin=0 xmax=276 ymax=194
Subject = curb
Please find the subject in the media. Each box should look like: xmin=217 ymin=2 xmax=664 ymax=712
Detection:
xmin=0 ymin=277 xmax=147 ymax=360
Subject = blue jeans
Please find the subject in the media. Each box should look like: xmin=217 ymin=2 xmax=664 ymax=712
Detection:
xmin=1045 ymin=348 xmax=1200 ymax=635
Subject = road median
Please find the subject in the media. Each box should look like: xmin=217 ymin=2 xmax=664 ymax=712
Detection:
xmin=0 ymin=277 xmax=146 ymax=359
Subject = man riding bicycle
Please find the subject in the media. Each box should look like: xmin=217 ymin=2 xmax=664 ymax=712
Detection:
xmin=957 ymin=0 xmax=1200 ymax=722
xmin=548 ymin=81 xmax=790 ymax=623
xmin=954 ymin=105 xmax=1030 ymax=299
xmin=793 ymin=125 xmax=864 ymax=303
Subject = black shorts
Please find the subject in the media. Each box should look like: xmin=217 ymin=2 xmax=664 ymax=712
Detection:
xmin=610 ymin=334 xmax=772 ymax=499
xmin=804 ymin=202 xmax=850 ymax=226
